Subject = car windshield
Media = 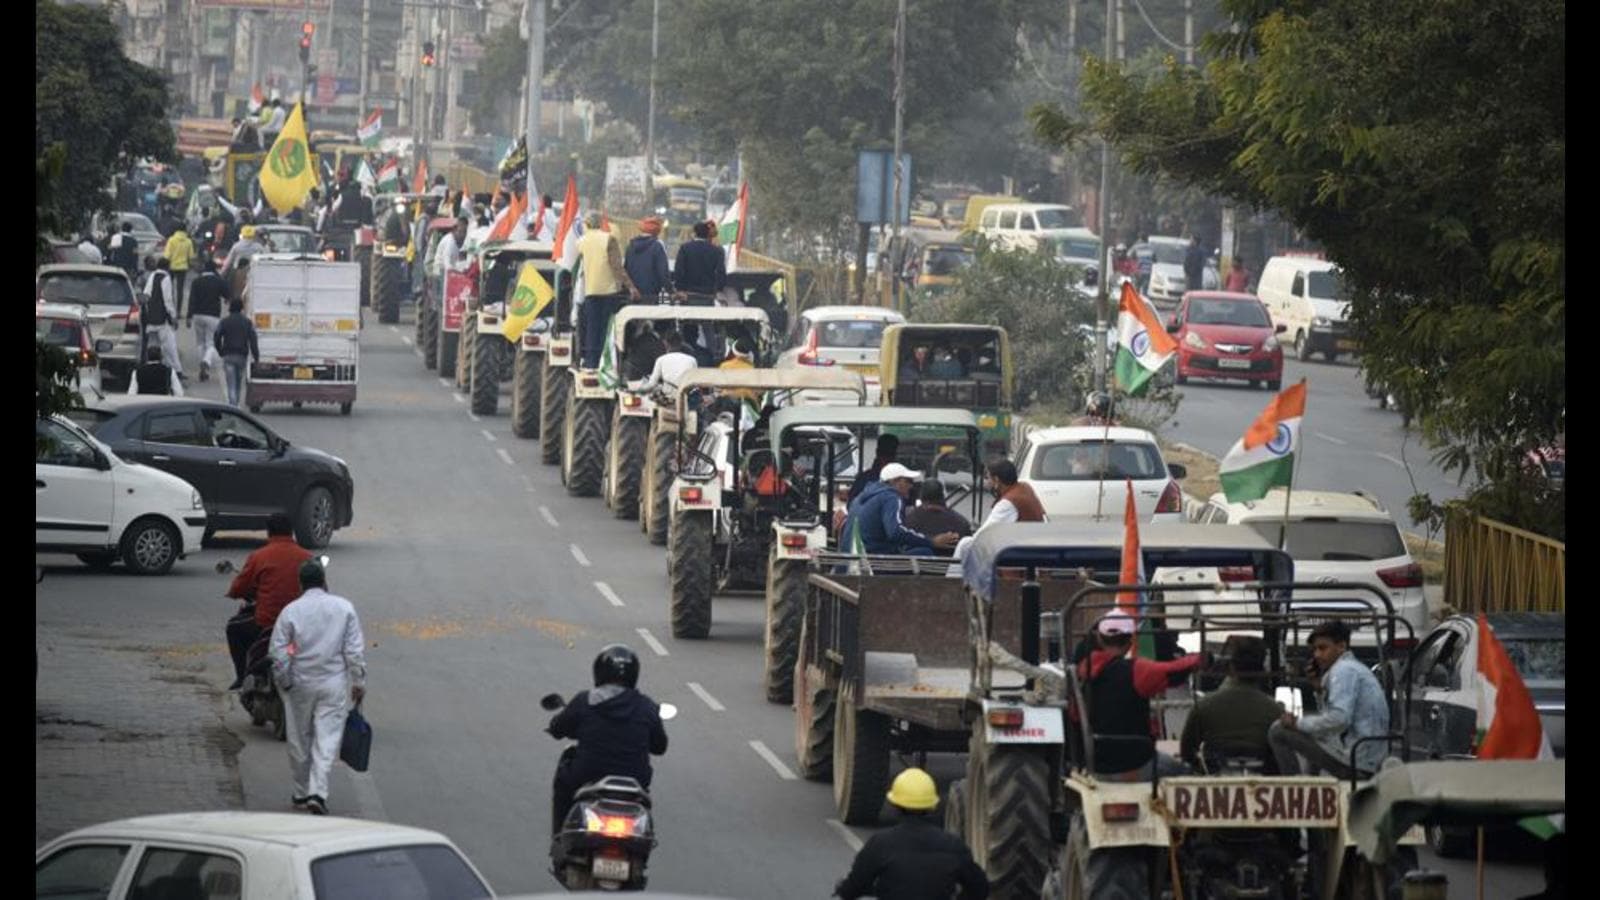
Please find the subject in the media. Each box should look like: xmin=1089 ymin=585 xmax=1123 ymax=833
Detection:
xmin=1149 ymin=243 xmax=1188 ymax=265
xmin=261 ymin=229 xmax=316 ymax=253
xmin=311 ymin=844 xmax=490 ymax=900
xmin=1306 ymin=269 xmax=1347 ymax=301
xmin=1188 ymin=298 xmax=1271 ymax=327
xmin=1053 ymin=238 xmax=1100 ymax=260
xmin=1035 ymin=208 xmax=1080 ymax=229
xmin=1032 ymin=440 xmax=1166 ymax=481
xmin=818 ymin=319 xmax=889 ymax=349
xmin=924 ymin=247 xmax=973 ymax=276
xmin=38 ymin=274 xmax=134 ymax=309
xmin=1501 ymin=638 xmax=1564 ymax=682
xmin=118 ymin=212 xmax=158 ymax=233
xmin=37 ymin=317 xmax=86 ymax=347
xmin=1244 ymin=519 xmax=1406 ymax=561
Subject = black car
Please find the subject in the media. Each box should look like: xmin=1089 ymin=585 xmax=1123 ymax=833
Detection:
xmin=1400 ymin=611 xmax=1565 ymax=856
xmin=73 ymin=397 xmax=354 ymax=548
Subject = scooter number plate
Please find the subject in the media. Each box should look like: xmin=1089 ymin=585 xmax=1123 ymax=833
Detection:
xmin=591 ymin=856 xmax=630 ymax=881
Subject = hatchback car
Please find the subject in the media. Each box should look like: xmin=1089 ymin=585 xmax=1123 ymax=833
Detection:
xmin=1168 ymin=291 xmax=1286 ymax=389
xmin=36 ymin=812 xmax=496 ymax=899
xmin=36 ymin=415 xmax=206 ymax=574
xmin=37 ymin=263 xmax=144 ymax=390
xmin=1017 ymin=426 xmax=1187 ymax=523
xmin=75 ymin=396 xmax=354 ymax=548
xmin=775 ymin=306 xmax=906 ymax=403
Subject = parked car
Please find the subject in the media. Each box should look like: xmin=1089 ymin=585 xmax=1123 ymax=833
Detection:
xmin=1131 ymin=237 xmax=1197 ymax=306
xmin=1170 ymin=489 xmax=1428 ymax=657
xmin=774 ymin=305 xmax=906 ymax=404
xmin=1255 ymin=255 xmax=1355 ymax=361
xmin=36 ymin=263 xmax=144 ymax=391
xmin=1167 ymin=290 xmax=1286 ymax=390
xmin=1400 ymin=612 xmax=1565 ymax=856
xmin=35 ymin=812 xmax=496 ymax=899
xmin=1017 ymin=426 xmax=1187 ymax=524
xmin=37 ymin=302 xmax=112 ymax=403
xmin=42 ymin=237 xmax=94 ymax=265
xmin=36 ymin=414 xmax=206 ymax=575
xmin=75 ymin=396 xmax=355 ymax=548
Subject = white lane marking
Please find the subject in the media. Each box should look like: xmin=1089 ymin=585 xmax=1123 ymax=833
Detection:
xmin=439 ymin=377 xmax=451 ymax=388
xmin=539 ymin=506 xmax=559 ymax=528
xmin=349 ymin=771 xmax=390 ymax=822
xmin=635 ymin=628 xmax=669 ymax=657
xmin=686 ymin=681 xmax=725 ymax=712
xmin=826 ymin=818 xmax=864 ymax=852
xmin=569 ymin=544 xmax=591 ymax=566
xmin=480 ymin=429 xmax=497 ymax=442
xmin=1375 ymin=452 xmax=1405 ymax=467
xmin=749 ymin=740 xmax=799 ymax=781
xmin=1312 ymin=430 xmax=1348 ymax=446
xmin=401 ymin=336 xmax=413 ymax=347
xmin=496 ymin=448 xmax=515 ymax=466
xmin=452 ymin=393 xmax=465 ymax=404
xmin=594 ymin=581 xmax=625 ymax=607
xmin=467 ymin=411 xmax=481 ymax=422
xmin=387 ymin=325 xmax=399 ymax=334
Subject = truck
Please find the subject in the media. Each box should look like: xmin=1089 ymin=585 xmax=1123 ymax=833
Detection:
xmin=878 ymin=323 xmax=1014 ymax=461
xmin=245 ymin=258 xmax=361 ymax=415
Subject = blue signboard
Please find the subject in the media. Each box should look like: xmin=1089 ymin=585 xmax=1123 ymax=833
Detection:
xmin=856 ymin=150 xmax=912 ymax=226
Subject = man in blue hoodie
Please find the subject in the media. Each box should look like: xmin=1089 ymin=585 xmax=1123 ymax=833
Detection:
xmin=547 ymin=644 xmax=669 ymax=834
xmin=624 ymin=217 xmax=672 ymax=301
xmin=841 ymin=463 xmax=961 ymax=556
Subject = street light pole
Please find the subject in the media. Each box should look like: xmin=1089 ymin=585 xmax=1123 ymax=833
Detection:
xmin=890 ymin=0 xmax=906 ymax=313
xmin=645 ymin=0 xmax=659 ymax=201
xmin=525 ymin=0 xmax=545 ymax=193
xmin=1093 ymin=0 xmax=1114 ymax=393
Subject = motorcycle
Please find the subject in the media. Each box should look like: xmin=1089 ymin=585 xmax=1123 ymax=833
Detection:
xmin=218 ymin=556 xmax=329 ymax=743
xmin=540 ymin=692 xmax=677 ymax=892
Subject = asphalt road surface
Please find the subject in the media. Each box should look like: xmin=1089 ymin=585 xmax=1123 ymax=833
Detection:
xmin=1165 ymin=356 xmax=1473 ymax=522
xmin=37 ymin=312 xmax=1544 ymax=898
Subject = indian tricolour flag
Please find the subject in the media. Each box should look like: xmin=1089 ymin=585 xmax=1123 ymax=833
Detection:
xmin=375 ymin=158 xmax=400 ymax=193
xmin=1117 ymin=479 xmax=1157 ymax=658
xmin=357 ymin=108 xmax=383 ymax=148
xmin=1113 ymin=281 xmax=1177 ymax=395
xmin=1475 ymin=612 xmax=1565 ymax=838
xmin=717 ymin=181 xmax=748 ymax=271
xmin=1219 ymin=381 xmax=1306 ymax=502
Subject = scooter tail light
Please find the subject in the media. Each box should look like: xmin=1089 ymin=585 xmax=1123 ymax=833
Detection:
xmin=584 ymin=810 xmax=639 ymax=837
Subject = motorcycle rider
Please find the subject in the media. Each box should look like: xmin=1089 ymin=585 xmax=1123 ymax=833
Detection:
xmin=1070 ymin=390 xmax=1118 ymax=427
xmin=547 ymin=644 xmax=669 ymax=834
xmin=833 ymin=768 xmax=989 ymax=900
xmin=224 ymin=514 xmax=313 ymax=690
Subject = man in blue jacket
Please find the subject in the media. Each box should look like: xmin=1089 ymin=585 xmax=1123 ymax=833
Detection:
xmin=841 ymin=464 xmax=961 ymax=556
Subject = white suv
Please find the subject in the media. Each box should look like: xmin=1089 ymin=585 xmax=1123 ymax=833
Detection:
xmin=36 ymin=415 xmax=206 ymax=575
xmin=1158 ymin=489 xmax=1427 ymax=655
xmin=1018 ymin=426 xmax=1187 ymax=523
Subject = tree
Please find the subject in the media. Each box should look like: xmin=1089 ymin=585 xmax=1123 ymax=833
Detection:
xmin=1034 ymin=0 xmax=1564 ymax=534
xmin=36 ymin=0 xmax=174 ymax=240
xmin=469 ymin=22 xmax=528 ymax=137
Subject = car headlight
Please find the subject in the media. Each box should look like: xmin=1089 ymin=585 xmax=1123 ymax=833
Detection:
xmin=1312 ymin=316 xmax=1330 ymax=328
xmin=1184 ymin=331 xmax=1208 ymax=350
xmin=191 ymin=488 xmax=204 ymax=510
xmin=1262 ymin=335 xmax=1280 ymax=352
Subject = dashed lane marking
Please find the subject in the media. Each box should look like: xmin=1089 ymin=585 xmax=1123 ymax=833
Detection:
xmin=387 ymin=325 xmax=399 ymax=334
xmin=401 ymin=336 xmax=413 ymax=347
xmin=481 ymin=429 xmax=497 ymax=442
xmin=539 ymin=506 xmax=559 ymax=528
xmin=594 ymin=582 xmax=625 ymax=607
xmin=826 ymin=819 xmax=864 ymax=852
xmin=1312 ymin=431 xmax=1348 ymax=446
xmin=467 ymin=411 xmax=481 ymax=422
xmin=569 ymin=544 xmax=591 ymax=566
xmin=686 ymin=682 xmax=725 ymax=712
xmin=749 ymin=740 xmax=798 ymax=781
xmin=439 ymin=377 xmax=451 ymax=388
xmin=1375 ymin=452 xmax=1405 ymax=467
xmin=496 ymin=448 xmax=515 ymax=466
xmin=452 ymin=393 xmax=465 ymax=404
xmin=635 ymin=628 xmax=669 ymax=657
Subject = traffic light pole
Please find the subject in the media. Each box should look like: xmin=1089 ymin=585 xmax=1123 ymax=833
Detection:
xmin=525 ymin=0 xmax=545 ymax=193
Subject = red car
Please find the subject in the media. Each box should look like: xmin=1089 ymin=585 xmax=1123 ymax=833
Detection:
xmin=1167 ymin=291 xmax=1285 ymax=389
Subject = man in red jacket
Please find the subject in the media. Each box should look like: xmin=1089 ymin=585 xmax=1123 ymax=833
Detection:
xmin=224 ymin=514 xmax=313 ymax=689
xmin=1075 ymin=611 xmax=1206 ymax=779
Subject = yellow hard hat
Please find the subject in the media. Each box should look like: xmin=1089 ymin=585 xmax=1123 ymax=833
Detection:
xmin=886 ymin=768 xmax=939 ymax=811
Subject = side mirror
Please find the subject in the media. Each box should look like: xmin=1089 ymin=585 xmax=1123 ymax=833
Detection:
xmin=94 ymin=338 xmax=115 ymax=354
xmin=659 ymin=702 xmax=679 ymax=722
xmin=94 ymin=450 xmax=113 ymax=471
xmin=1166 ymin=316 xmax=1180 ymax=333
xmin=1274 ymin=323 xmax=1287 ymax=334
xmin=1167 ymin=463 xmax=1187 ymax=480
xmin=539 ymin=692 xmax=566 ymax=711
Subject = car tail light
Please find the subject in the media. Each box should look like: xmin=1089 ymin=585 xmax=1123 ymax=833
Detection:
xmin=584 ymin=810 xmax=639 ymax=837
xmin=1154 ymin=480 xmax=1183 ymax=514
xmin=1218 ymin=566 xmax=1255 ymax=583
xmin=125 ymin=301 xmax=141 ymax=332
xmin=1377 ymin=562 xmax=1423 ymax=589
xmin=1387 ymin=637 xmax=1418 ymax=653
xmin=1101 ymin=803 xmax=1141 ymax=823
xmin=679 ymin=487 xmax=703 ymax=503
xmin=797 ymin=329 xmax=835 ymax=366
xmin=780 ymin=533 xmax=808 ymax=549
xmin=987 ymin=708 xmax=1024 ymax=728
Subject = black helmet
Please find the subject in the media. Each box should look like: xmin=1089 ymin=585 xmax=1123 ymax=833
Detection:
xmin=1086 ymin=390 xmax=1113 ymax=418
xmin=592 ymin=644 xmax=640 ymax=689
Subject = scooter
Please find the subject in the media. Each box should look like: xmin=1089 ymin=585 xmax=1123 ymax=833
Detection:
xmin=541 ymin=692 xmax=677 ymax=892
xmin=218 ymin=556 xmax=329 ymax=743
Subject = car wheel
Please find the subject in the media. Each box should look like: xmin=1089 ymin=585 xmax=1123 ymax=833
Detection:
xmin=1267 ymin=379 xmax=1281 ymax=391
xmin=76 ymin=551 xmax=117 ymax=571
xmin=1175 ymin=372 xmax=1188 ymax=385
xmin=120 ymin=517 xmax=180 ymax=575
xmin=1295 ymin=330 xmax=1312 ymax=361
xmin=294 ymin=486 xmax=336 ymax=549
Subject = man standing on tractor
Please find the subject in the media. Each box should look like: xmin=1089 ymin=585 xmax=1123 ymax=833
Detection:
xmin=576 ymin=211 xmax=640 ymax=368
xmin=833 ymin=768 xmax=989 ymax=900
xmin=672 ymin=220 xmax=727 ymax=304
xmin=625 ymin=216 xmax=672 ymax=301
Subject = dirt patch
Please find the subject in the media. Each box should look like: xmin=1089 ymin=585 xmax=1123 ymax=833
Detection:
xmin=379 ymin=618 xmax=470 ymax=640
xmin=1403 ymin=533 xmax=1446 ymax=585
xmin=377 ymin=615 xmax=585 ymax=646
xmin=1160 ymin=441 xmax=1221 ymax=503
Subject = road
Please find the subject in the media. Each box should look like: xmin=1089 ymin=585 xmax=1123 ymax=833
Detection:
xmin=37 ymin=312 xmax=1544 ymax=898
xmin=1165 ymin=356 xmax=1473 ymax=522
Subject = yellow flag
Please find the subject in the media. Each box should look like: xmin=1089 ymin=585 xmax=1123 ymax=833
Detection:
xmin=502 ymin=261 xmax=555 ymax=341
xmin=259 ymin=103 xmax=321 ymax=215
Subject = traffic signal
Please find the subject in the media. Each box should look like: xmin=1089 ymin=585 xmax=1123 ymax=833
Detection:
xmin=299 ymin=21 xmax=314 ymax=63
xmin=421 ymin=41 xmax=436 ymax=68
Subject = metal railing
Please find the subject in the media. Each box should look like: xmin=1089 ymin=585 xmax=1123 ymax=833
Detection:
xmin=1444 ymin=506 xmax=1564 ymax=613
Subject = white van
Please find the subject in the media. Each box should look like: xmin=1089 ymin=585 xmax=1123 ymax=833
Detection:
xmin=1255 ymin=256 xmax=1355 ymax=361
xmin=977 ymin=203 xmax=1083 ymax=252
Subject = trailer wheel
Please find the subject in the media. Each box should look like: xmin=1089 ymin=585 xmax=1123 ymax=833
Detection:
xmin=374 ymin=255 xmax=403 ymax=324
xmin=455 ymin=315 xmax=475 ymax=392
xmin=967 ymin=733 xmax=1052 ymax=899
xmin=668 ymin=511 xmax=713 ymax=638
xmin=471 ymin=329 xmax=501 ymax=414
xmin=1062 ymin=810 xmax=1148 ymax=900
xmin=832 ymin=681 xmax=890 ymax=825
xmin=511 ymin=349 xmax=541 ymax=438
xmin=645 ymin=428 xmax=674 ymax=545
xmin=564 ymin=394 xmax=608 ymax=497
xmin=413 ymin=286 xmax=427 ymax=347
xmin=793 ymin=655 xmax=835 ymax=781
xmin=538 ymin=353 xmax=567 ymax=465
xmin=763 ymin=551 xmax=807 ymax=704
xmin=421 ymin=300 xmax=439 ymax=370
xmin=610 ymin=414 xmax=647 ymax=519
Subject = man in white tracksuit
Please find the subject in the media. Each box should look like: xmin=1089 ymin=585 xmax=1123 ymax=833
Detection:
xmin=270 ymin=559 xmax=367 ymax=815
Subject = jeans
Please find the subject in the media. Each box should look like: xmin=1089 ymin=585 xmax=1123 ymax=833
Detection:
xmin=170 ymin=270 xmax=187 ymax=317
xmin=578 ymin=293 xmax=625 ymax=368
xmin=1268 ymin=719 xmax=1358 ymax=779
xmin=223 ymin=354 xmax=249 ymax=407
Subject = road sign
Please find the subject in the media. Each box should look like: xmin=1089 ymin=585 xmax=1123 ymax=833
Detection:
xmin=856 ymin=150 xmax=911 ymax=226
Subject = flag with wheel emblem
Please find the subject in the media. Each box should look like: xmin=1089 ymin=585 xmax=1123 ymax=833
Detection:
xmin=1474 ymin=612 xmax=1564 ymax=838
xmin=1112 ymin=280 xmax=1177 ymax=396
xmin=357 ymin=108 xmax=383 ymax=148
xmin=375 ymin=157 xmax=400 ymax=193
xmin=501 ymin=261 xmax=555 ymax=342
xmin=1219 ymin=380 xmax=1306 ymax=502
xmin=257 ymin=102 xmax=320 ymax=215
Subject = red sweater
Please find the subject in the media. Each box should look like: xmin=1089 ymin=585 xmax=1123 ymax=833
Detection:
xmin=228 ymin=535 xmax=313 ymax=627
xmin=1078 ymin=648 xmax=1203 ymax=698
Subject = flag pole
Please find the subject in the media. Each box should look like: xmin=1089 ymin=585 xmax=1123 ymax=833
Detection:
xmin=1475 ymin=826 xmax=1486 ymax=900
xmin=1094 ymin=386 xmax=1115 ymax=520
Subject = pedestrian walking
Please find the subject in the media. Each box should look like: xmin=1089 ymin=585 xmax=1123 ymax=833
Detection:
xmin=164 ymin=225 xmax=196 ymax=318
xmin=214 ymin=298 xmax=260 ymax=407
xmin=127 ymin=343 xmax=183 ymax=396
xmin=143 ymin=259 xmax=184 ymax=378
xmin=108 ymin=222 xmax=140 ymax=280
xmin=1225 ymin=255 xmax=1251 ymax=293
xmin=188 ymin=258 xmax=228 ymax=383
xmin=269 ymin=559 xmax=367 ymax=816
xmin=76 ymin=233 xmax=103 ymax=265
xmin=833 ymin=768 xmax=989 ymax=900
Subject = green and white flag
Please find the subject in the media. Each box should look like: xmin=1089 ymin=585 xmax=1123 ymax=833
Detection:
xmin=357 ymin=108 xmax=383 ymax=148
xmin=355 ymin=158 xmax=376 ymax=191
xmin=375 ymin=158 xmax=401 ymax=193
xmin=596 ymin=314 xmax=621 ymax=389
xmin=1219 ymin=381 xmax=1306 ymax=502
xmin=1113 ymin=281 xmax=1178 ymax=396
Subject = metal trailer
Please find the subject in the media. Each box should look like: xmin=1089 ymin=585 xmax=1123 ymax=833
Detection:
xmin=245 ymin=259 xmax=361 ymax=414
xmin=464 ymin=241 xmax=554 ymax=416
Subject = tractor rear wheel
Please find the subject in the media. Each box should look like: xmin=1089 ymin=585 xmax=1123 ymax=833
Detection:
xmin=668 ymin=511 xmax=713 ymax=638
xmin=511 ymin=349 xmax=541 ymax=438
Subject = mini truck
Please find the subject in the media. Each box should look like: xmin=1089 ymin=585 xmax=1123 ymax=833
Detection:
xmin=879 ymin=322 xmax=1014 ymax=462
xmin=245 ymin=258 xmax=361 ymax=414
xmin=463 ymin=240 xmax=554 ymax=416
xmin=652 ymin=370 xmax=868 ymax=652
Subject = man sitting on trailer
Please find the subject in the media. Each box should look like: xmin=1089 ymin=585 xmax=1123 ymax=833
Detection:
xmin=1179 ymin=635 xmax=1282 ymax=772
xmin=839 ymin=464 xmax=961 ymax=556
xmin=1075 ymin=611 xmax=1207 ymax=780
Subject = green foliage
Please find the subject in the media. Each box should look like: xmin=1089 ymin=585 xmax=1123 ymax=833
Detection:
xmin=35 ymin=0 xmax=174 ymax=238
xmin=1046 ymin=0 xmax=1564 ymax=535
xmin=469 ymin=22 xmax=528 ymax=136
xmin=37 ymin=339 xmax=81 ymax=424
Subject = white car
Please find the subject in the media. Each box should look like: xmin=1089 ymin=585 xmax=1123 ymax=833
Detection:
xmin=35 ymin=811 xmax=496 ymax=899
xmin=774 ymin=305 xmax=906 ymax=403
xmin=1159 ymin=489 xmax=1428 ymax=656
xmin=35 ymin=415 xmax=206 ymax=575
xmin=1135 ymin=237 xmax=1219 ymax=306
xmin=1017 ymin=426 xmax=1187 ymax=523
xmin=36 ymin=263 xmax=145 ymax=391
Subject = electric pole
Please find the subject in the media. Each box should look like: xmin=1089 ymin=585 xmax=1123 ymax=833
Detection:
xmin=645 ymin=0 xmax=659 ymax=200
xmin=526 ymin=0 xmax=545 ymax=193
xmin=890 ymin=0 xmax=906 ymax=313
xmin=1094 ymin=0 xmax=1115 ymax=392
